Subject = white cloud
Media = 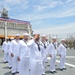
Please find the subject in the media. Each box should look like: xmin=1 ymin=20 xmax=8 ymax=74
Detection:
xmin=34 ymin=22 xmax=75 ymax=38
xmin=0 ymin=0 xmax=75 ymax=21
xmin=66 ymin=0 xmax=73 ymax=3
xmin=17 ymin=0 xmax=75 ymax=21
xmin=35 ymin=0 xmax=63 ymax=12
xmin=0 ymin=0 xmax=29 ymax=11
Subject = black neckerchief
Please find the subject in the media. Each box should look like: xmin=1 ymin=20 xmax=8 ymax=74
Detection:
xmin=62 ymin=44 xmax=66 ymax=48
xmin=43 ymin=42 xmax=46 ymax=49
xmin=23 ymin=39 xmax=27 ymax=44
xmin=15 ymin=39 xmax=19 ymax=43
xmin=35 ymin=41 xmax=40 ymax=51
xmin=52 ymin=43 xmax=57 ymax=49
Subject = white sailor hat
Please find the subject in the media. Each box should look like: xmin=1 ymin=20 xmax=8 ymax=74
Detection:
xmin=30 ymin=36 xmax=33 ymax=39
xmin=15 ymin=34 xmax=20 ymax=36
xmin=23 ymin=33 xmax=29 ymax=36
xmin=41 ymin=34 xmax=46 ymax=37
xmin=10 ymin=37 xmax=14 ymax=39
xmin=61 ymin=39 xmax=66 ymax=41
xmin=6 ymin=37 xmax=9 ymax=39
xmin=33 ymin=31 xmax=40 ymax=35
xmin=52 ymin=36 xmax=57 ymax=39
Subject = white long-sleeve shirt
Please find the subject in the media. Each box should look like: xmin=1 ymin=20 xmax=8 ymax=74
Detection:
xmin=40 ymin=41 xmax=48 ymax=58
xmin=2 ymin=41 xmax=9 ymax=53
xmin=58 ymin=43 xmax=67 ymax=55
xmin=27 ymin=39 xmax=42 ymax=61
xmin=47 ymin=42 xmax=57 ymax=55
xmin=10 ymin=39 xmax=20 ymax=56
xmin=18 ymin=40 xmax=30 ymax=59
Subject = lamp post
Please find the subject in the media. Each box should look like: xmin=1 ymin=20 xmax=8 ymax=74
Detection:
xmin=4 ymin=20 xmax=7 ymax=41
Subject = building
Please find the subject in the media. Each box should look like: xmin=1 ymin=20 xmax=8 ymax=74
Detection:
xmin=0 ymin=17 xmax=32 ymax=45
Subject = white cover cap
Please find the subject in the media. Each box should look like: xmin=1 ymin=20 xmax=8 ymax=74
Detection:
xmin=41 ymin=34 xmax=46 ymax=37
xmin=15 ymin=34 xmax=20 ymax=36
xmin=61 ymin=39 xmax=66 ymax=41
xmin=52 ymin=36 xmax=57 ymax=39
xmin=33 ymin=31 xmax=40 ymax=35
xmin=23 ymin=33 xmax=29 ymax=36
xmin=10 ymin=37 xmax=14 ymax=39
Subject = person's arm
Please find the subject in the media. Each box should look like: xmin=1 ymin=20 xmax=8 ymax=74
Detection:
xmin=2 ymin=42 xmax=5 ymax=52
xmin=46 ymin=44 xmax=52 ymax=57
xmin=17 ymin=42 xmax=21 ymax=61
xmin=58 ymin=45 xmax=62 ymax=57
xmin=27 ymin=40 xmax=33 ymax=47
xmin=10 ymin=41 xmax=14 ymax=57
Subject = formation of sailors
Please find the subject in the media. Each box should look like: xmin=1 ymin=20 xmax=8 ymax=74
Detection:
xmin=2 ymin=32 xmax=67 ymax=75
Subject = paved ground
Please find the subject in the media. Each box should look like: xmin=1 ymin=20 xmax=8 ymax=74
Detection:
xmin=0 ymin=47 xmax=75 ymax=75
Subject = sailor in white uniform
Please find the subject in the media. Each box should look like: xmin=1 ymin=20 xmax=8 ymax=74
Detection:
xmin=8 ymin=37 xmax=14 ymax=69
xmin=47 ymin=37 xmax=58 ymax=74
xmin=10 ymin=34 xmax=20 ymax=75
xmin=58 ymin=39 xmax=67 ymax=71
xmin=2 ymin=37 xmax=9 ymax=63
xmin=18 ymin=33 xmax=30 ymax=75
xmin=40 ymin=34 xmax=47 ymax=75
xmin=27 ymin=32 xmax=43 ymax=75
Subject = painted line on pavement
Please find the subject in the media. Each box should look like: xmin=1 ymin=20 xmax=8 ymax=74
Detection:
xmin=47 ymin=57 xmax=75 ymax=68
xmin=56 ymin=56 xmax=75 ymax=58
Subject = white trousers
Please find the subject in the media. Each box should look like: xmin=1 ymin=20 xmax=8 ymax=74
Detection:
xmin=8 ymin=54 xmax=12 ymax=67
xmin=50 ymin=54 xmax=56 ymax=72
xmin=4 ymin=52 xmax=8 ymax=62
xmin=60 ymin=54 xmax=66 ymax=69
xmin=42 ymin=60 xmax=45 ymax=74
xmin=30 ymin=60 xmax=42 ymax=75
xmin=19 ymin=58 xmax=29 ymax=75
xmin=12 ymin=56 xmax=19 ymax=73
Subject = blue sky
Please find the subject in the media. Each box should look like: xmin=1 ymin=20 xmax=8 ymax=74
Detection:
xmin=0 ymin=0 xmax=75 ymax=38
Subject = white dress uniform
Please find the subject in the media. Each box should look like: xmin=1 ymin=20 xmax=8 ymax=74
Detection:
xmin=8 ymin=41 xmax=12 ymax=68
xmin=40 ymin=41 xmax=47 ymax=74
xmin=2 ymin=41 xmax=9 ymax=62
xmin=48 ymin=42 xmax=57 ymax=72
xmin=58 ymin=43 xmax=67 ymax=69
xmin=44 ymin=41 xmax=49 ymax=62
xmin=27 ymin=39 xmax=43 ymax=75
xmin=10 ymin=39 xmax=20 ymax=73
xmin=18 ymin=39 xmax=30 ymax=75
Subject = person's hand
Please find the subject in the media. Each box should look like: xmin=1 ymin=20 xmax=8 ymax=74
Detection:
xmin=11 ymin=53 xmax=14 ymax=57
xmin=17 ymin=57 xmax=20 ymax=61
xmin=50 ymin=54 xmax=52 ymax=57
xmin=59 ymin=54 xmax=61 ymax=57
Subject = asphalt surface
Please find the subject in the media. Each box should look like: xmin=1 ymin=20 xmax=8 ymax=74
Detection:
xmin=0 ymin=47 xmax=75 ymax=75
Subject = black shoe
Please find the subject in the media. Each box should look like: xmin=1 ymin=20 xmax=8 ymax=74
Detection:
xmin=46 ymin=62 xmax=48 ymax=63
xmin=50 ymin=71 xmax=54 ymax=74
xmin=16 ymin=71 xmax=19 ymax=73
xmin=9 ymin=67 xmax=12 ymax=69
xmin=54 ymin=71 xmax=57 ymax=73
xmin=60 ymin=69 xmax=63 ymax=71
xmin=12 ymin=73 xmax=15 ymax=75
xmin=63 ymin=68 xmax=67 ymax=70
xmin=4 ymin=61 xmax=8 ymax=63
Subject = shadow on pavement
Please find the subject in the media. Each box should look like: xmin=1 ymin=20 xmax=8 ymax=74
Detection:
xmin=4 ymin=71 xmax=11 ymax=75
xmin=2 ymin=66 xmax=9 ymax=69
xmin=45 ymin=70 xmax=51 ymax=73
xmin=0 ymin=61 xmax=4 ymax=64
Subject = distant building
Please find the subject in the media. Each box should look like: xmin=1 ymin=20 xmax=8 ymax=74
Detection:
xmin=0 ymin=17 xmax=32 ymax=45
